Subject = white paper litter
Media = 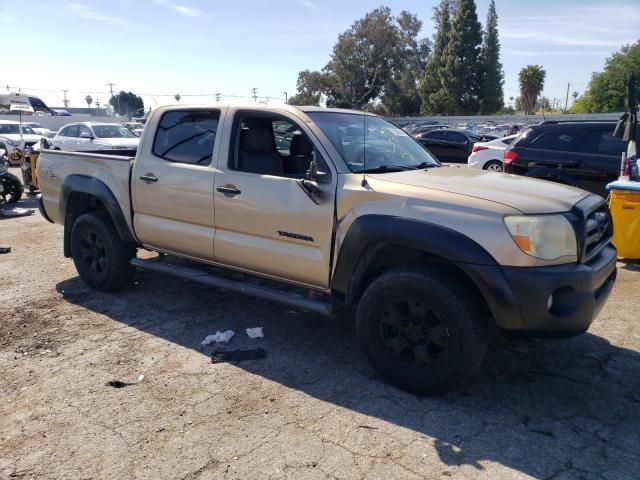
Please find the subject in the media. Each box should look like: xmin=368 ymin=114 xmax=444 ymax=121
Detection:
xmin=137 ymin=374 xmax=145 ymax=382
xmin=245 ymin=327 xmax=264 ymax=339
xmin=201 ymin=330 xmax=235 ymax=345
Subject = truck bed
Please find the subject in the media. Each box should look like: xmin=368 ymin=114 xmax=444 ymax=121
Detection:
xmin=37 ymin=149 xmax=135 ymax=233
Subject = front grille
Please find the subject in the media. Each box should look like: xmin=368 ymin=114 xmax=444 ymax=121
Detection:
xmin=574 ymin=197 xmax=612 ymax=263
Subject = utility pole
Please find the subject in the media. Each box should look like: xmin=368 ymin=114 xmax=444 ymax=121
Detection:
xmin=107 ymin=82 xmax=117 ymax=116
xmin=251 ymin=87 xmax=258 ymax=102
xmin=564 ymin=83 xmax=570 ymax=112
xmin=283 ymin=91 xmax=288 ymax=104
xmin=62 ymin=89 xmax=69 ymax=108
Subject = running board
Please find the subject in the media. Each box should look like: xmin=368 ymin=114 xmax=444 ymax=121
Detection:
xmin=131 ymin=258 xmax=333 ymax=316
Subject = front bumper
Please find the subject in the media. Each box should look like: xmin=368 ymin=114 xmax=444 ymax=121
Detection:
xmin=458 ymin=244 xmax=617 ymax=336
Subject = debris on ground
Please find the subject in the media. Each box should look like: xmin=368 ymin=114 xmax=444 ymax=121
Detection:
xmin=106 ymin=380 xmax=134 ymax=388
xmin=211 ymin=348 xmax=266 ymax=364
xmin=137 ymin=374 xmax=145 ymax=382
xmin=245 ymin=327 xmax=264 ymax=339
xmin=0 ymin=208 xmax=35 ymax=218
xmin=201 ymin=330 xmax=235 ymax=345
xmin=0 ymin=245 xmax=10 ymax=254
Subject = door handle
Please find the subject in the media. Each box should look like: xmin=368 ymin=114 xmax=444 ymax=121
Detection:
xmin=217 ymin=185 xmax=242 ymax=196
xmin=140 ymin=174 xmax=158 ymax=183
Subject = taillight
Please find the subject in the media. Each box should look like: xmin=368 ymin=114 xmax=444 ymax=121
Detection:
xmin=472 ymin=145 xmax=489 ymax=153
xmin=503 ymin=148 xmax=518 ymax=165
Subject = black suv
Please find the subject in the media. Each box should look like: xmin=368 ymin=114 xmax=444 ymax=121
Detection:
xmin=416 ymin=129 xmax=484 ymax=163
xmin=503 ymin=121 xmax=626 ymax=196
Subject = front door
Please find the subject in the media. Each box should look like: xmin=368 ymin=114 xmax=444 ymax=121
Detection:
xmin=212 ymin=109 xmax=336 ymax=289
xmin=132 ymin=108 xmax=224 ymax=260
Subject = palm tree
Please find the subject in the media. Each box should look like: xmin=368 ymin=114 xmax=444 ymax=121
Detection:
xmin=174 ymin=94 xmax=181 ymax=102
xmin=518 ymin=65 xmax=546 ymax=115
xmin=572 ymin=91 xmax=579 ymax=103
xmin=85 ymin=95 xmax=93 ymax=108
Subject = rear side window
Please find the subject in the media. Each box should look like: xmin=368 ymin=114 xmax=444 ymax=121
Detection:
xmin=58 ymin=126 xmax=68 ymax=136
xmin=427 ymin=131 xmax=446 ymax=140
xmin=529 ymin=130 xmax=579 ymax=151
xmin=446 ymin=131 xmax=467 ymax=143
xmin=583 ymin=129 xmax=626 ymax=156
xmin=66 ymin=125 xmax=79 ymax=137
xmin=152 ymin=110 xmax=220 ymax=165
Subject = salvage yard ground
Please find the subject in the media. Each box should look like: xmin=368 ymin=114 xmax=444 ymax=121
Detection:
xmin=1 ymin=171 xmax=639 ymax=480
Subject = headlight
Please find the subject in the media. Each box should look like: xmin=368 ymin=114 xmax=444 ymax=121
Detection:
xmin=504 ymin=215 xmax=577 ymax=261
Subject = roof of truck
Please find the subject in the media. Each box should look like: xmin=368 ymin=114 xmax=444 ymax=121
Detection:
xmin=153 ymin=103 xmax=378 ymax=116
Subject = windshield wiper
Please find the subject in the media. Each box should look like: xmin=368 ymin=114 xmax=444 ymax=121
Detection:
xmin=411 ymin=162 xmax=440 ymax=170
xmin=356 ymin=165 xmax=414 ymax=173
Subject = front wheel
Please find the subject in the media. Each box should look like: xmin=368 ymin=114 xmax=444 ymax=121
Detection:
xmin=483 ymin=160 xmax=503 ymax=172
xmin=1 ymin=174 xmax=23 ymax=203
xmin=70 ymin=211 xmax=136 ymax=291
xmin=356 ymin=267 xmax=488 ymax=396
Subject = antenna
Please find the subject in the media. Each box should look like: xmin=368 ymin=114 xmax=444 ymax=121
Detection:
xmin=361 ymin=112 xmax=367 ymax=187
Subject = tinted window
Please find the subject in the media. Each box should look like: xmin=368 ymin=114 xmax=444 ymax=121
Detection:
xmin=93 ymin=125 xmax=136 ymax=138
xmin=583 ymin=129 xmax=626 ymax=156
xmin=153 ymin=110 xmax=219 ymax=165
xmin=58 ymin=127 xmax=68 ymax=136
xmin=0 ymin=124 xmax=20 ymax=134
xmin=446 ymin=131 xmax=467 ymax=143
xmin=427 ymin=130 xmax=446 ymax=140
xmin=502 ymin=137 xmax=515 ymax=145
xmin=66 ymin=125 xmax=80 ymax=137
xmin=530 ymin=130 xmax=579 ymax=151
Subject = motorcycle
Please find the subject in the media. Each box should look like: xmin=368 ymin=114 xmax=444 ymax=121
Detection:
xmin=0 ymin=146 xmax=23 ymax=204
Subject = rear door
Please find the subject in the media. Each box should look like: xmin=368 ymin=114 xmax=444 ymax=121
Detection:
xmin=211 ymin=108 xmax=337 ymax=289
xmin=576 ymin=126 xmax=626 ymax=194
xmin=445 ymin=131 xmax=471 ymax=162
xmin=421 ymin=130 xmax=447 ymax=159
xmin=132 ymin=108 xmax=224 ymax=260
xmin=518 ymin=128 xmax=579 ymax=169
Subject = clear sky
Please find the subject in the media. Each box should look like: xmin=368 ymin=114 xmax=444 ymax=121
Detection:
xmin=2 ymin=0 xmax=639 ymax=111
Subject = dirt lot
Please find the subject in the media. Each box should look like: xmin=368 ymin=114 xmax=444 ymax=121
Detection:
xmin=1 ymin=177 xmax=639 ymax=480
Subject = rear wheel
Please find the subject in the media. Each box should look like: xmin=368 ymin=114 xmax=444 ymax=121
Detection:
xmin=356 ymin=267 xmax=488 ymax=396
xmin=483 ymin=160 xmax=503 ymax=172
xmin=70 ymin=211 xmax=136 ymax=291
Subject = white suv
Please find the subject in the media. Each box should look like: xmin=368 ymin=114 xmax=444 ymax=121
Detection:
xmin=52 ymin=122 xmax=140 ymax=152
xmin=0 ymin=120 xmax=44 ymax=165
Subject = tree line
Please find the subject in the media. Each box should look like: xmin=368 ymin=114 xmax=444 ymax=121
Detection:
xmin=288 ymin=0 xmax=505 ymax=116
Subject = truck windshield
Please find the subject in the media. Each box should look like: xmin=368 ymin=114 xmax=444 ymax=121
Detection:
xmin=93 ymin=125 xmax=136 ymax=138
xmin=306 ymin=112 xmax=440 ymax=173
xmin=0 ymin=124 xmax=20 ymax=135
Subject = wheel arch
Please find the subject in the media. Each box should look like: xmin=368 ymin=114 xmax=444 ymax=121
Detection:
xmin=330 ymin=215 xmax=525 ymax=329
xmin=60 ymin=174 xmax=136 ymax=258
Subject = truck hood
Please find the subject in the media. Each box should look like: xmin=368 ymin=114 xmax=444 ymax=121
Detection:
xmin=94 ymin=138 xmax=140 ymax=148
xmin=367 ymin=166 xmax=591 ymax=214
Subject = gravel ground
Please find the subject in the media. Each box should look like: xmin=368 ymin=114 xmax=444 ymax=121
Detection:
xmin=1 ymin=173 xmax=639 ymax=480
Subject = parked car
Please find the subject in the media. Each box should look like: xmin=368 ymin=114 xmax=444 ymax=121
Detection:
xmin=0 ymin=120 xmax=44 ymax=165
xmin=24 ymin=121 xmax=55 ymax=138
xmin=415 ymin=129 xmax=482 ymax=163
xmin=37 ymin=104 xmax=616 ymax=396
xmin=468 ymin=135 xmax=518 ymax=172
xmin=52 ymin=122 xmax=140 ymax=152
xmin=503 ymin=121 xmax=626 ymax=196
xmin=122 ymin=122 xmax=145 ymax=137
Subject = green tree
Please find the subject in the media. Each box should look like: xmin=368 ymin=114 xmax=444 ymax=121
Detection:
xmin=440 ymin=0 xmax=483 ymax=114
xmin=85 ymin=95 xmax=93 ymax=108
xmin=518 ymin=65 xmax=546 ymax=114
xmin=572 ymin=41 xmax=640 ymax=113
xmin=380 ymin=11 xmax=431 ymax=116
xmin=514 ymin=96 xmax=522 ymax=112
xmin=109 ymin=91 xmax=144 ymax=117
xmin=537 ymin=96 xmax=552 ymax=112
xmin=290 ymin=7 xmax=428 ymax=113
xmin=478 ymin=0 xmax=504 ymax=114
xmin=419 ymin=0 xmax=452 ymax=114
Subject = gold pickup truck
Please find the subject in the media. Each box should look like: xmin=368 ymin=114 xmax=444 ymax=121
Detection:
xmin=36 ymin=105 xmax=617 ymax=395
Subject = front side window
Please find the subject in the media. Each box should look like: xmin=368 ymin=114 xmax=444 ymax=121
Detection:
xmin=231 ymin=114 xmax=319 ymax=177
xmin=93 ymin=125 xmax=136 ymax=139
xmin=308 ymin=112 xmax=439 ymax=172
xmin=78 ymin=125 xmax=92 ymax=138
xmin=21 ymin=125 xmax=36 ymax=134
xmin=152 ymin=110 xmax=219 ymax=165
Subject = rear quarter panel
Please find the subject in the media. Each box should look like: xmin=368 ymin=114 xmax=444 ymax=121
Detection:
xmin=37 ymin=150 xmax=134 ymax=232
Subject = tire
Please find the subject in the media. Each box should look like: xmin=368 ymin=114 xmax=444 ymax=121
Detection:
xmin=1 ymin=174 xmax=23 ymax=203
xmin=70 ymin=211 xmax=136 ymax=291
xmin=524 ymin=167 xmax=578 ymax=187
xmin=483 ymin=160 xmax=503 ymax=172
xmin=356 ymin=267 xmax=488 ymax=396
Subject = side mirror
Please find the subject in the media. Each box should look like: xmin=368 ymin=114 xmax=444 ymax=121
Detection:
xmin=80 ymin=132 xmax=94 ymax=140
xmin=306 ymin=152 xmax=331 ymax=184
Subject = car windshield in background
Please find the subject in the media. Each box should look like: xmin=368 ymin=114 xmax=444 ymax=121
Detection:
xmin=307 ymin=112 xmax=440 ymax=173
xmin=92 ymin=126 xmax=136 ymax=138
xmin=0 ymin=124 xmax=20 ymax=134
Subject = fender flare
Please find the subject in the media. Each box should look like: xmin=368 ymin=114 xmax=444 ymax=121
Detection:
xmin=60 ymin=174 xmax=136 ymax=257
